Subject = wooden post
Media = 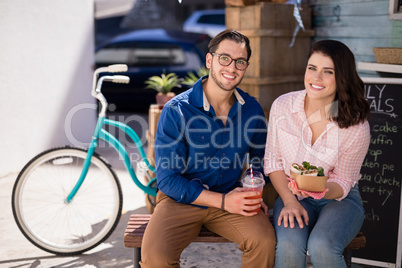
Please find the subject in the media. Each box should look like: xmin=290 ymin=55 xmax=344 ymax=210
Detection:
xmin=144 ymin=104 xmax=163 ymax=214
xmin=225 ymin=0 xmax=259 ymax=6
xmin=147 ymin=104 xmax=162 ymax=166
xmin=225 ymin=2 xmax=314 ymax=112
xmin=225 ymin=0 xmax=288 ymax=7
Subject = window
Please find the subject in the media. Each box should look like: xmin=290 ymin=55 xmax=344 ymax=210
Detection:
xmin=95 ymin=43 xmax=186 ymax=67
xmin=389 ymin=0 xmax=402 ymax=19
xmin=197 ymin=14 xmax=225 ymax=25
xmin=132 ymin=44 xmax=186 ymax=66
xmin=95 ymin=47 xmax=131 ymax=65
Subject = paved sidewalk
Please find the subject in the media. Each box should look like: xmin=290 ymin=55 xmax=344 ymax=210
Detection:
xmin=0 ymin=147 xmax=243 ymax=268
xmin=0 ymin=140 xmax=367 ymax=268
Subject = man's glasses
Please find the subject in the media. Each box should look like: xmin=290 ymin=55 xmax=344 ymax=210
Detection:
xmin=211 ymin=53 xmax=249 ymax=71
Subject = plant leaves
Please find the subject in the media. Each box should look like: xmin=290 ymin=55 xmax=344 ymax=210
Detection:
xmin=145 ymin=72 xmax=182 ymax=94
xmin=317 ymin=166 xmax=324 ymax=176
xmin=302 ymin=161 xmax=310 ymax=170
xmin=182 ymin=67 xmax=209 ymax=86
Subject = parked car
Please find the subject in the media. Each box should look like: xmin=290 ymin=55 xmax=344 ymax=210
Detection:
xmin=95 ymin=28 xmax=211 ymax=112
xmin=183 ymin=9 xmax=226 ymax=37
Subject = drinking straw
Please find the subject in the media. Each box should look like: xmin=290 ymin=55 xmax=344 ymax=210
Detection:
xmin=250 ymin=164 xmax=254 ymax=185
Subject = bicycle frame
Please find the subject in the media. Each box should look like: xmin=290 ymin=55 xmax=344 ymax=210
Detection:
xmin=65 ymin=67 xmax=157 ymax=203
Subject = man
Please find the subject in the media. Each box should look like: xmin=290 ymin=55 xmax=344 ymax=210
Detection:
xmin=140 ymin=29 xmax=276 ymax=267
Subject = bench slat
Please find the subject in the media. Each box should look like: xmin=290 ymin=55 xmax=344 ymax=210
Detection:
xmin=124 ymin=214 xmax=366 ymax=249
xmin=346 ymin=232 xmax=366 ymax=249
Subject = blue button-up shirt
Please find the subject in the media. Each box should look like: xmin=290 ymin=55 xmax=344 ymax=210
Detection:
xmin=154 ymin=77 xmax=268 ymax=206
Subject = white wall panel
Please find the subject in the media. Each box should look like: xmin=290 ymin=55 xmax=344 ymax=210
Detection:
xmin=0 ymin=0 xmax=96 ymax=176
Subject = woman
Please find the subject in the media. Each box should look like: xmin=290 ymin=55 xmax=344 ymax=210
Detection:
xmin=264 ymin=40 xmax=370 ymax=267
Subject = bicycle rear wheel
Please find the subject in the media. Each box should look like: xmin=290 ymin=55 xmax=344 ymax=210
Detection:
xmin=12 ymin=146 xmax=122 ymax=255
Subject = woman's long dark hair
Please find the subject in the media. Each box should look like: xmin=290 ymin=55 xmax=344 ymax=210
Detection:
xmin=308 ymin=40 xmax=370 ymax=128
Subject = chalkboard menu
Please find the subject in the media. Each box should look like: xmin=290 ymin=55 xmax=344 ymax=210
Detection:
xmin=355 ymin=80 xmax=402 ymax=265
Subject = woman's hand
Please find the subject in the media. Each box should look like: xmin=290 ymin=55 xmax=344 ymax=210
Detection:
xmin=288 ymin=181 xmax=310 ymax=198
xmin=268 ymin=171 xmax=309 ymax=228
xmin=277 ymin=199 xmax=309 ymax=229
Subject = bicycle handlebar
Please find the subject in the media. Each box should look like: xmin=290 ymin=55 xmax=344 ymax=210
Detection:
xmin=91 ymin=64 xmax=128 ymax=97
xmin=98 ymin=75 xmax=130 ymax=87
xmin=89 ymin=65 xmax=157 ymax=197
xmin=95 ymin=75 xmax=130 ymax=117
xmin=91 ymin=64 xmax=129 ymax=117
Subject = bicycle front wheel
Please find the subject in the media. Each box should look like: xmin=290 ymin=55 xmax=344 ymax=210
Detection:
xmin=12 ymin=146 xmax=122 ymax=255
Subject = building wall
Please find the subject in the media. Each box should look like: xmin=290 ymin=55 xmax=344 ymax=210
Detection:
xmin=0 ymin=0 xmax=96 ymax=177
xmin=309 ymin=0 xmax=402 ymax=77
xmin=177 ymin=0 xmax=226 ymax=21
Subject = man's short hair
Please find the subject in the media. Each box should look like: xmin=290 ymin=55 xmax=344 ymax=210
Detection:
xmin=208 ymin=29 xmax=252 ymax=61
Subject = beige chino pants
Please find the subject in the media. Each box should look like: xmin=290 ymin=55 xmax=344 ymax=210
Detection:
xmin=140 ymin=192 xmax=276 ymax=268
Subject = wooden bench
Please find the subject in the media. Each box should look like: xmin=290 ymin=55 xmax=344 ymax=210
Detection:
xmin=124 ymin=214 xmax=366 ymax=268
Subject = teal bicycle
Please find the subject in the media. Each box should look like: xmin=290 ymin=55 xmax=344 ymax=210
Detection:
xmin=11 ymin=64 xmax=157 ymax=255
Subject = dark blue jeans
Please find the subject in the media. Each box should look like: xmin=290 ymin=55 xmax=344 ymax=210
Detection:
xmin=273 ymin=185 xmax=364 ymax=268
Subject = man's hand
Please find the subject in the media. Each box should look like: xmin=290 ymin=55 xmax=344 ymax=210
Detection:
xmin=224 ymin=188 xmax=263 ymax=216
xmin=260 ymin=200 xmax=269 ymax=215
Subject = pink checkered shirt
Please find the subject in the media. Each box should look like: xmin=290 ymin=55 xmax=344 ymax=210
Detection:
xmin=264 ymin=90 xmax=370 ymax=200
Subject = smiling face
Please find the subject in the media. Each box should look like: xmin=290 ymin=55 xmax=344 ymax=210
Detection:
xmin=304 ymin=52 xmax=337 ymax=105
xmin=206 ymin=39 xmax=248 ymax=92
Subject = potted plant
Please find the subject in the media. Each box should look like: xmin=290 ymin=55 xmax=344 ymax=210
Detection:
xmin=182 ymin=67 xmax=209 ymax=86
xmin=145 ymin=72 xmax=182 ymax=107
